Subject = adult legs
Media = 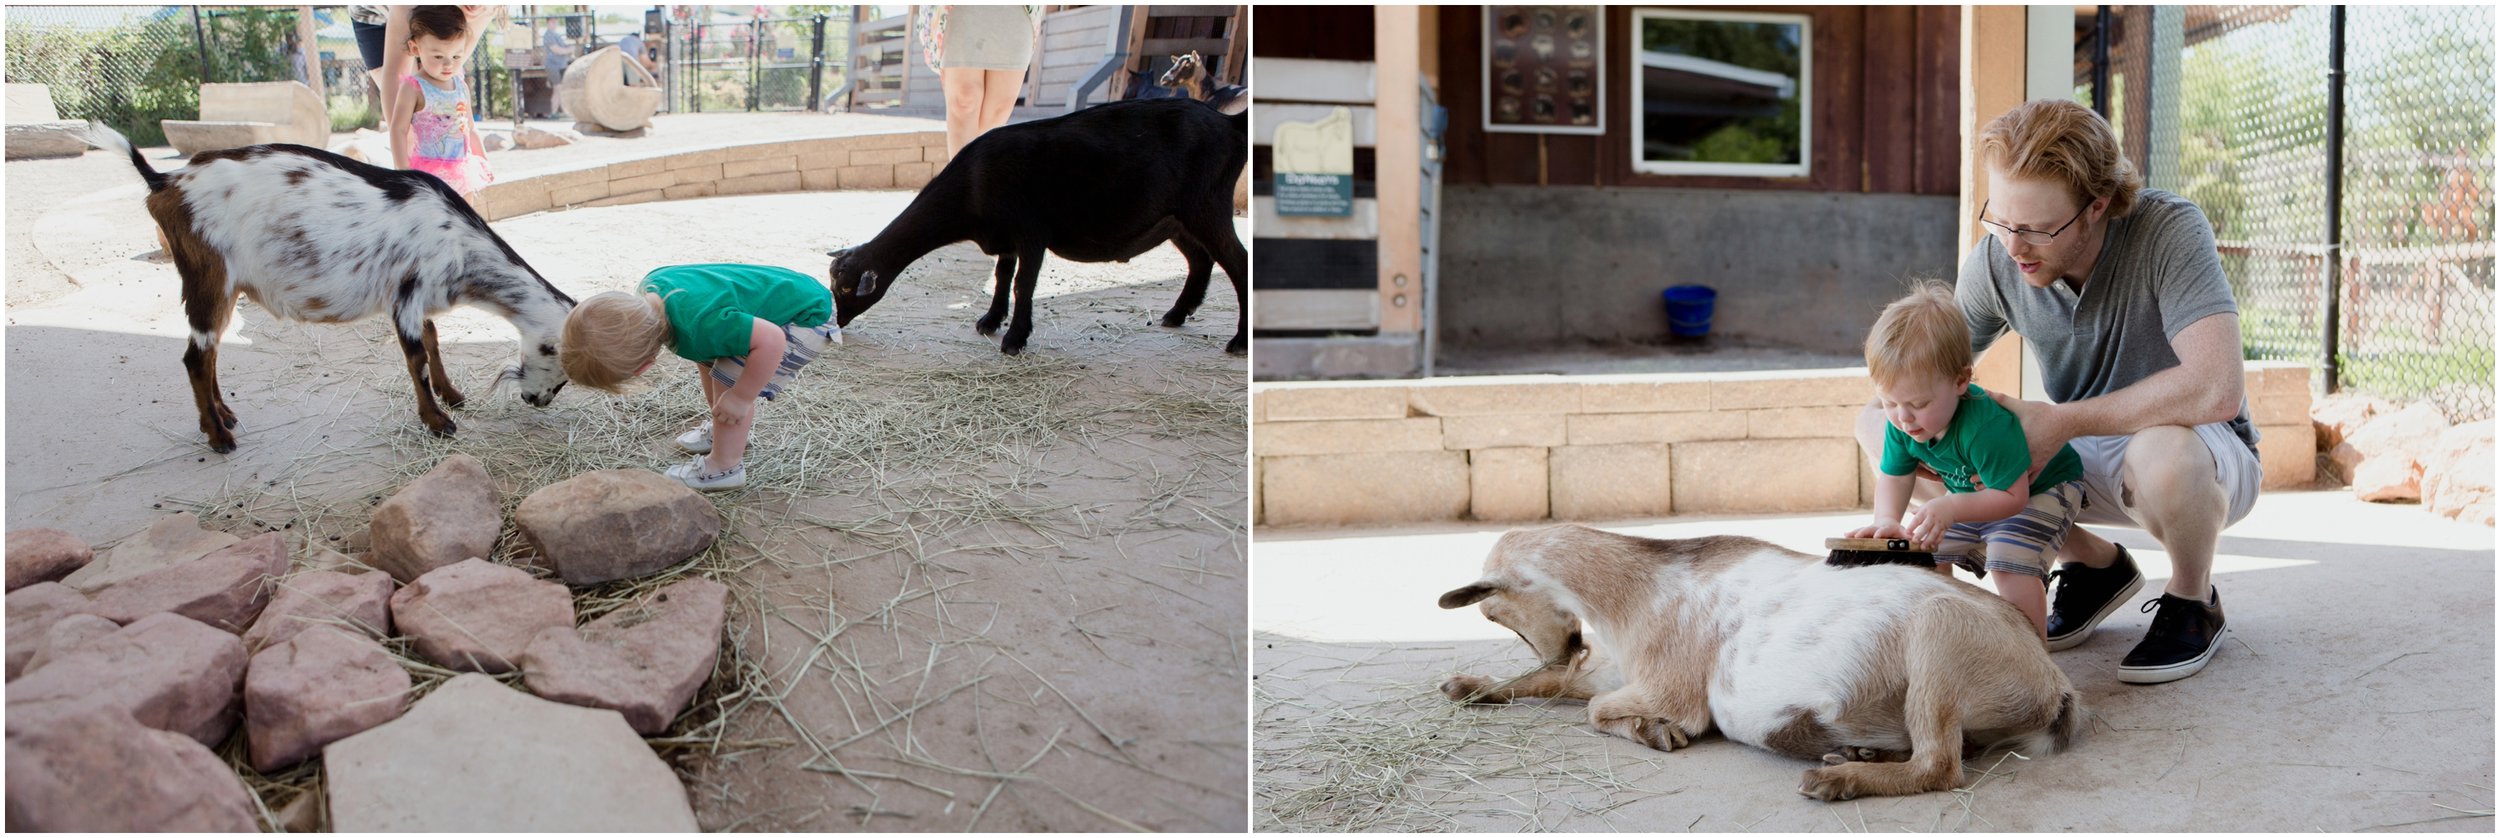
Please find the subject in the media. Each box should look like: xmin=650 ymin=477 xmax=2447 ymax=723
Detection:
xmin=2110 ymin=425 xmax=2228 ymax=600
xmin=977 ymin=67 xmax=1024 ymax=136
xmin=940 ymin=67 xmax=987 ymax=158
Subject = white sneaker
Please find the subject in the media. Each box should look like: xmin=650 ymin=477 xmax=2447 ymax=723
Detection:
xmin=664 ymin=455 xmax=745 ymax=492
xmin=675 ymin=423 xmax=714 ymax=454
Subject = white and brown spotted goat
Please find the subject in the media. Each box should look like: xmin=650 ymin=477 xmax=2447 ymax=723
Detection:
xmin=1438 ymin=524 xmax=2083 ymax=801
xmin=95 ymin=126 xmax=573 ymax=452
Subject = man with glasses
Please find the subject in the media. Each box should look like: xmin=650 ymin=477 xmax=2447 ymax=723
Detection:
xmin=1854 ymin=98 xmax=2260 ymax=685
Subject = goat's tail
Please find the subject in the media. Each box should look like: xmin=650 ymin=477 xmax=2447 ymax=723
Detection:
xmin=2047 ymin=688 xmax=2086 ymax=753
xmin=87 ymin=123 xmax=170 ymax=192
xmin=1998 ymin=688 xmax=2086 ymax=758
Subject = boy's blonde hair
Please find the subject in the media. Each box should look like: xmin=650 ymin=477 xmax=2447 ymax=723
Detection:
xmin=1978 ymin=98 xmax=2143 ymax=220
xmin=1865 ymin=280 xmax=1973 ymax=387
xmin=560 ymin=291 xmax=667 ymax=393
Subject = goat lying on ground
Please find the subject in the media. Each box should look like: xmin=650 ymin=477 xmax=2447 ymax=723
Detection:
xmin=1438 ymin=524 xmax=2083 ymax=801
xmin=95 ymin=125 xmax=575 ymax=453
xmin=828 ymin=98 xmax=1249 ymax=356
xmin=1158 ymin=51 xmax=1249 ymax=115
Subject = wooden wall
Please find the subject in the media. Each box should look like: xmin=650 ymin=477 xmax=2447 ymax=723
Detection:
xmin=1438 ymin=5 xmax=1961 ymax=196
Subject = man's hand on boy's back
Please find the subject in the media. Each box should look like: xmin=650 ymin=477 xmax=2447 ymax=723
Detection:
xmin=1988 ymin=390 xmax=2073 ymax=483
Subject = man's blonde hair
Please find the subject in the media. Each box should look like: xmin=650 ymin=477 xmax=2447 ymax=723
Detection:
xmin=560 ymin=291 xmax=667 ymax=393
xmin=1978 ymin=98 xmax=2143 ymax=220
xmin=1865 ymin=280 xmax=1972 ymax=387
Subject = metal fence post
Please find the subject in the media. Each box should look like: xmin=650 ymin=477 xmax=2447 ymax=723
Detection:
xmin=192 ymin=7 xmax=213 ymax=84
xmin=809 ymin=14 xmax=827 ymax=112
xmin=2321 ymin=5 xmax=2347 ymax=394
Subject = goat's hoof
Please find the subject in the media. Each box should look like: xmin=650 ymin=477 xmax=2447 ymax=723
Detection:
xmin=215 ymin=407 xmax=238 ymax=430
xmin=1158 ymin=311 xmax=1189 ymax=328
xmin=1638 ymin=718 xmax=1690 ymax=751
xmin=1439 ymin=675 xmax=1508 ymax=704
xmin=425 ymin=418 xmax=458 ymax=438
xmin=1799 ymin=766 xmax=1863 ymax=801
xmin=206 ymin=436 xmax=238 ymax=455
xmin=441 ymin=392 xmax=467 ymax=409
xmin=975 ymin=316 xmax=1003 ymax=336
xmin=1225 ymin=336 xmax=1247 ymax=356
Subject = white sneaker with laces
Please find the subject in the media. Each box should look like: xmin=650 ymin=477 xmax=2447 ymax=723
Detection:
xmin=675 ymin=423 xmax=714 ymax=454
xmin=665 ymin=455 xmax=745 ymax=492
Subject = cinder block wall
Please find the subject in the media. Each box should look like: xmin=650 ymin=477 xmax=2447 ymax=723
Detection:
xmin=1252 ymin=361 xmax=2317 ymax=527
xmin=474 ymin=131 xmax=949 ymax=222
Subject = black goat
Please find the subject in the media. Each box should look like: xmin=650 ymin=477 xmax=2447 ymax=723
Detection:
xmin=828 ymin=98 xmax=1248 ymax=355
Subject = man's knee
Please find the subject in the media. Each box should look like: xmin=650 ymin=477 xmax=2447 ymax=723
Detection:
xmin=2122 ymin=426 xmax=2225 ymax=517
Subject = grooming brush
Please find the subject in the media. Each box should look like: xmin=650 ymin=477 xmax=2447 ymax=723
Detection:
xmin=1824 ymin=537 xmax=1939 ymax=569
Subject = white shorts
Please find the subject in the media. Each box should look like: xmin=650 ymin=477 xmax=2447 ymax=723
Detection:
xmin=2067 ymin=422 xmax=2262 ymax=531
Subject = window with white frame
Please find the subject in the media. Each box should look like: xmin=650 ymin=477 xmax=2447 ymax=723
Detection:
xmin=1630 ymin=8 xmax=1812 ymax=177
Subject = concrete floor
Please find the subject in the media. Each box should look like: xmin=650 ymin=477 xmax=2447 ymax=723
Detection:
xmin=1253 ymin=491 xmax=2496 ymax=832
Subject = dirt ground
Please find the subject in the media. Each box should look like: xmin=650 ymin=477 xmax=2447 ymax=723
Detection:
xmin=1250 ymin=493 xmax=2496 ymax=832
xmin=5 ymin=143 xmax=1247 ymax=830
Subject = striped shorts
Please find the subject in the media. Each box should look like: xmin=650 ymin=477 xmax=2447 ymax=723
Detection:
xmin=706 ymin=320 xmax=841 ymax=401
xmin=1934 ymin=480 xmax=2087 ymax=580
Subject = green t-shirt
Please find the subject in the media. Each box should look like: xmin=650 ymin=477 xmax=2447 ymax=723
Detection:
xmin=1880 ymin=384 xmax=2084 ymax=495
xmin=640 ymin=264 xmax=834 ymax=363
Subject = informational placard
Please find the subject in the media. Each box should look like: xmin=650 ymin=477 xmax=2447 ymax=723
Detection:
xmin=1483 ymin=5 xmax=1604 ymax=135
xmin=1272 ymin=106 xmax=1356 ymax=217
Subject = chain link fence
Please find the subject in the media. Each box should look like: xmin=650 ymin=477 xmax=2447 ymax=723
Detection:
xmin=4 ymin=6 xmax=383 ymax=147
xmin=665 ymin=8 xmax=847 ymax=114
xmin=2085 ymin=5 xmax=2495 ymax=420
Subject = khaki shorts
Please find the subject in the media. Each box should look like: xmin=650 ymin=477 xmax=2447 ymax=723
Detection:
xmin=2068 ymin=422 xmax=2263 ymax=530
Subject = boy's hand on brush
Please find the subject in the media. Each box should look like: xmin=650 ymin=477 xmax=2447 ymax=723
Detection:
xmin=1905 ymin=499 xmax=1960 ymax=550
xmin=1845 ymin=522 xmax=1911 ymax=540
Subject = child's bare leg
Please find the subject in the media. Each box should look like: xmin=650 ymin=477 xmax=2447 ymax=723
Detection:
xmin=706 ymin=396 xmax=755 ymax=473
xmin=696 ymin=362 xmax=722 ymax=416
xmin=1992 ymin=561 xmax=2050 ymax=639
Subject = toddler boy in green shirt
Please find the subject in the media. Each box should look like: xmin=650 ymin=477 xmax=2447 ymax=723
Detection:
xmin=1847 ymin=281 xmax=2087 ymax=639
xmin=559 ymin=263 xmax=842 ymax=492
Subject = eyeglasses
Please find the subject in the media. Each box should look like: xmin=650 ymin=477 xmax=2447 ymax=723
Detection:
xmin=1978 ymin=199 xmax=2089 ymax=247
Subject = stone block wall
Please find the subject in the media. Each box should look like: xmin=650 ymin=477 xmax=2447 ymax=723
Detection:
xmin=474 ymin=131 xmax=949 ymax=222
xmin=1252 ymin=361 xmax=2318 ymax=527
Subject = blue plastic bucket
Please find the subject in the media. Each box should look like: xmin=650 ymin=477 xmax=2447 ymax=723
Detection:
xmin=1662 ymin=285 xmax=1718 ymax=338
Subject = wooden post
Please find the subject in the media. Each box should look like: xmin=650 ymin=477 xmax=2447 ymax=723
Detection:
xmin=1376 ymin=5 xmax=1422 ymax=334
xmin=295 ymin=6 xmax=327 ymax=104
xmin=1963 ymin=5 xmax=2027 ymax=396
xmin=1224 ymin=4 xmax=1248 ymax=84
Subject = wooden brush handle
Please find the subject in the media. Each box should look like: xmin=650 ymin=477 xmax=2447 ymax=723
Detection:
xmin=1825 ymin=537 xmax=1920 ymax=552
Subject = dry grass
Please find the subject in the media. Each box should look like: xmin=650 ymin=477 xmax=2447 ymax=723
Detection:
xmin=165 ymin=330 xmax=1243 ymax=830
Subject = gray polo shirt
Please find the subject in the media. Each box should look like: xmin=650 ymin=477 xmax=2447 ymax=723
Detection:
xmin=1955 ymin=188 xmax=2258 ymax=457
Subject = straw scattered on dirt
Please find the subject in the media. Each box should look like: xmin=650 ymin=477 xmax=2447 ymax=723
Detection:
xmin=165 ymin=315 xmax=1242 ymax=830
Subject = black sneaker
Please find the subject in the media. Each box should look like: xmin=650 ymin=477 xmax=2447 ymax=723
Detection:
xmin=2117 ymin=586 xmax=2226 ymax=685
xmin=2044 ymin=545 xmax=2145 ymax=652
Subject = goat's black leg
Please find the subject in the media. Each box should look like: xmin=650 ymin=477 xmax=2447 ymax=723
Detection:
xmin=1181 ymin=209 xmax=1250 ymax=355
xmin=977 ymin=251 xmax=1017 ymax=336
xmin=421 ymin=320 xmax=465 ymax=408
xmin=393 ymin=312 xmax=457 ymax=437
xmin=1160 ymin=235 xmax=1214 ymax=328
xmin=1000 ymin=242 xmax=1047 ymax=355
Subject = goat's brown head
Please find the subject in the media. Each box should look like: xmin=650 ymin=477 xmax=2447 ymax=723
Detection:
xmin=826 ymin=246 xmax=889 ymax=328
xmin=1439 ymin=574 xmax=1585 ymax=669
xmin=1158 ymin=51 xmax=1204 ymax=89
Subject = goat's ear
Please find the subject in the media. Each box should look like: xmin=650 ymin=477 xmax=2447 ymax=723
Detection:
xmin=856 ymin=270 xmax=882 ymax=296
xmin=1438 ymin=582 xmax=1499 ymax=610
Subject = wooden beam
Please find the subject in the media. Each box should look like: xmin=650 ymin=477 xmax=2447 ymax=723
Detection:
xmin=1375 ymin=5 xmax=1421 ymax=334
xmin=1226 ymin=5 xmax=1248 ymax=84
xmin=1963 ymin=5 xmax=2027 ymax=395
